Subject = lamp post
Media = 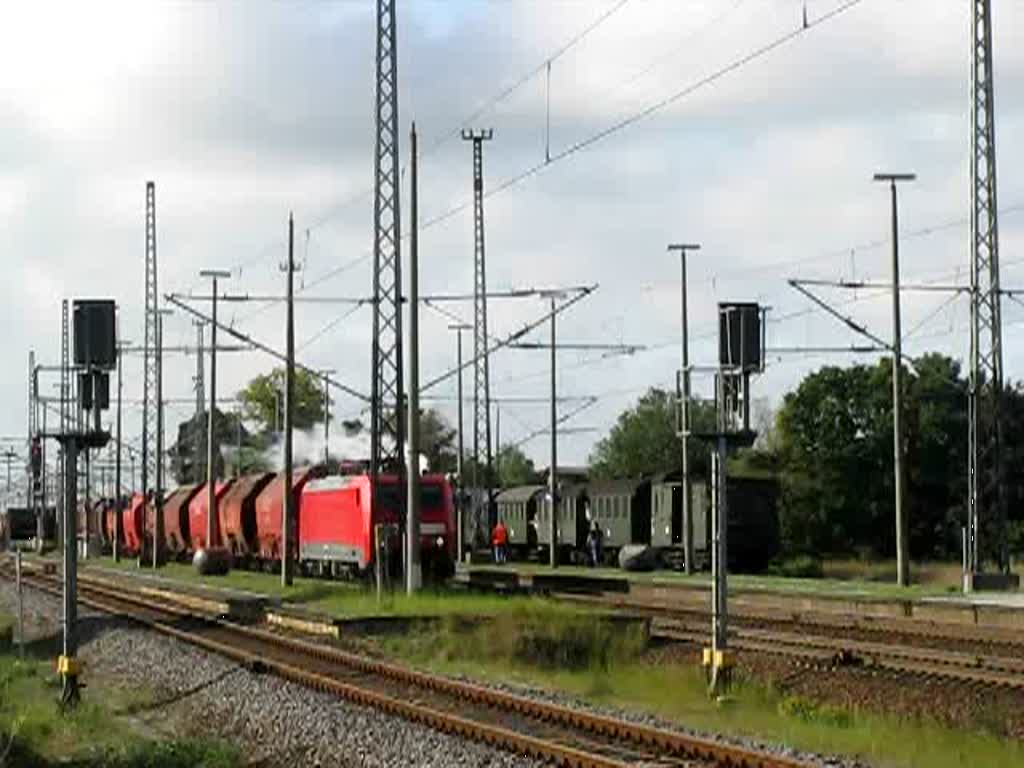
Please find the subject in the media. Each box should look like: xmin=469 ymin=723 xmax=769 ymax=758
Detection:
xmin=873 ymin=173 xmax=915 ymax=588
xmin=199 ymin=269 xmax=231 ymax=550
xmin=448 ymin=323 xmax=471 ymax=562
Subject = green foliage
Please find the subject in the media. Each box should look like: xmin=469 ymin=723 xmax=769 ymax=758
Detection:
xmin=78 ymin=740 xmax=241 ymax=768
xmin=238 ymin=367 xmax=329 ymax=433
xmin=0 ymin=651 xmax=241 ymax=767
xmin=588 ymin=388 xmax=716 ymax=479
xmin=394 ymin=606 xmax=646 ymax=673
xmin=419 ymin=409 xmax=457 ymax=473
xmin=495 ymin=444 xmax=538 ymax=487
xmin=767 ymin=555 xmax=824 ymax=579
xmin=773 ymin=354 xmax=979 ymax=561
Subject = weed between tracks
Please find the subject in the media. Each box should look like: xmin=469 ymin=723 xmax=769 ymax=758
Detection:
xmin=378 ymin=611 xmax=1024 ymax=768
xmin=0 ymin=636 xmax=241 ymax=767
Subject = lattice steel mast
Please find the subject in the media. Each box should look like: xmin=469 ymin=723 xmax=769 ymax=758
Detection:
xmin=370 ymin=0 xmax=405 ymax=503
xmin=60 ymin=300 xmax=69 ymax=542
xmin=462 ymin=129 xmax=494 ymax=541
xmin=968 ymin=0 xmax=1005 ymax=575
xmin=142 ymin=182 xmax=158 ymax=540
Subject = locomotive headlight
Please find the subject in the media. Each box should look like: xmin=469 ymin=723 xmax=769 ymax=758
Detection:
xmin=435 ymin=536 xmax=444 ymax=548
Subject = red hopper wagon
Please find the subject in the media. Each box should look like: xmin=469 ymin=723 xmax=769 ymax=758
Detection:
xmin=189 ymin=480 xmax=235 ymax=550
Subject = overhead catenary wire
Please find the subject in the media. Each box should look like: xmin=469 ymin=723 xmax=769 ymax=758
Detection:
xmin=414 ymin=0 xmax=866 ymax=236
xmin=252 ymin=0 xmax=865 ymax=306
xmin=218 ymin=0 xmax=637 ymax=283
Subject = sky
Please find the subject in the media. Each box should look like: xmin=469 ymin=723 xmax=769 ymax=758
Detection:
xmin=1 ymin=0 xmax=1022 ymax=488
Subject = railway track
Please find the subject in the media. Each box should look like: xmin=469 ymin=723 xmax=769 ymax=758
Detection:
xmin=559 ymin=594 xmax=1024 ymax=690
xmin=13 ymin=569 xmax=814 ymax=768
xmin=653 ymin=619 xmax=1024 ymax=689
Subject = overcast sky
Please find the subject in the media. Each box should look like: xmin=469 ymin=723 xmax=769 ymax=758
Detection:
xmin=2 ymin=0 xmax=1022 ymax=481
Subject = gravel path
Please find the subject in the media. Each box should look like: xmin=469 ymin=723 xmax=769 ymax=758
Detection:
xmin=0 ymin=579 xmax=540 ymax=768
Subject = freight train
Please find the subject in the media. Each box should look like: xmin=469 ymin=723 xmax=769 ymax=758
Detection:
xmin=79 ymin=469 xmax=456 ymax=580
xmin=493 ymin=473 xmax=779 ymax=572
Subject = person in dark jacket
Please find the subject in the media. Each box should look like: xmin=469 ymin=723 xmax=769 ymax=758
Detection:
xmin=586 ymin=519 xmax=604 ymax=567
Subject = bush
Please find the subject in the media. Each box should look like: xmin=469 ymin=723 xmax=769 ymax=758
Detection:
xmin=435 ymin=606 xmax=647 ymax=672
xmin=767 ymin=554 xmax=823 ymax=579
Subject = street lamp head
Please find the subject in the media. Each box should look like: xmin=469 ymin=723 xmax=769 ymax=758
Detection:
xmin=199 ymin=269 xmax=232 ymax=279
xmin=447 ymin=323 xmax=472 ymax=331
xmin=873 ymin=173 xmax=916 ymax=183
xmin=537 ymin=290 xmax=567 ymax=301
xmin=667 ymin=243 xmax=701 ymax=252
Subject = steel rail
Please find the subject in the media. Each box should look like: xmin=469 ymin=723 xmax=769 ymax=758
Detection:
xmin=655 ymin=622 xmax=1024 ymax=690
xmin=558 ymin=592 xmax=1024 ymax=653
xmin=14 ymin=569 xmax=811 ymax=768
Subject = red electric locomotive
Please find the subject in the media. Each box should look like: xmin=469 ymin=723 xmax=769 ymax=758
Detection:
xmin=298 ymin=473 xmax=455 ymax=578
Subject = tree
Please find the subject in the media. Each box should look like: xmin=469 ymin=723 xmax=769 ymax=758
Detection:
xmin=419 ymin=408 xmax=457 ymax=473
xmin=238 ymin=367 xmax=329 ymax=434
xmin=588 ymin=388 xmax=716 ymax=479
xmin=169 ymin=408 xmax=271 ymax=484
xmin=773 ymin=354 xmax=974 ymax=560
xmin=495 ymin=444 xmax=538 ymax=487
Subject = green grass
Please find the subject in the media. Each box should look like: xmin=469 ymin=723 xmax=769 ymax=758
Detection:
xmin=379 ymin=618 xmax=1024 ymax=768
xmin=83 ymin=558 xmax=581 ymax=619
xmin=0 ymin=648 xmax=241 ymax=767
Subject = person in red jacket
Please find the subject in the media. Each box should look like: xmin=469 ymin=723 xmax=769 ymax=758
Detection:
xmin=492 ymin=519 xmax=509 ymax=564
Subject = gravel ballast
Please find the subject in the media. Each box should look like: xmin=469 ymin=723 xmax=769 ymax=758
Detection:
xmin=0 ymin=579 xmax=539 ymax=768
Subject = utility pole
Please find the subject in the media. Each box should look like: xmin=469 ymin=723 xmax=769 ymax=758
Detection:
xmin=406 ymin=122 xmax=422 ymax=594
xmin=968 ymin=0 xmax=1006 ymax=582
xmin=448 ymin=322 xmax=471 ymax=561
xmin=537 ymin=292 xmax=564 ymax=568
xmin=235 ymin=405 xmax=243 ymax=475
xmin=494 ymin=403 xmax=500 ymax=481
xmin=668 ymin=243 xmax=701 ymax=574
xmin=61 ymin=436 xmax=79 ymax=706
xmin=28 ymin=351 xmax=42 ymax=550
xmin=370 ymin=0 xmax=406 ymax=541
xmin=873 ymin=173 xmax=915 ymax=588
xmin=462 ymin=128 xmax=495 ymax=543
xmin=282 ymin=215 xmax=296 ymax=588
xmin=193 ymin=321 xmax=205 ymax=483
xmin=200 ymin=269 xmax=231 ymax=550
xmin=153 ymin=310 xmax=171 ymax=569
xmin=114 ymin=337 xmax=127 ymax=563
